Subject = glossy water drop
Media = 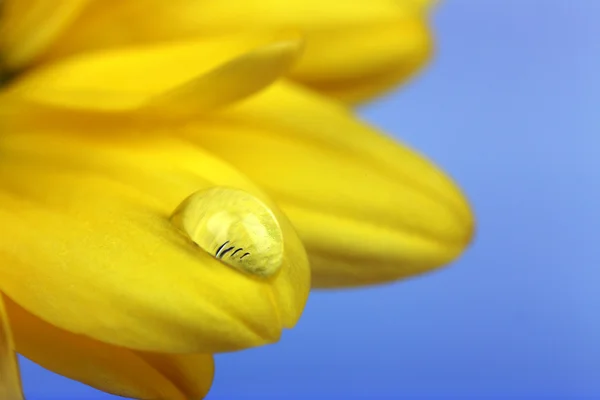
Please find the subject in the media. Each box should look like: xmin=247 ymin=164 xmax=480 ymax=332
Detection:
xmin=170 ymin=187 xmax=284 ymax=278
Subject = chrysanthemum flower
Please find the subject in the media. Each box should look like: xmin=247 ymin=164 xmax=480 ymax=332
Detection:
xmin=0 ymin=0 xmax=473 ymax=399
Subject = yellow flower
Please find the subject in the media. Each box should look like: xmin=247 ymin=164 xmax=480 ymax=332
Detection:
xmin=0 ymin=0 xmax=473 ymax=399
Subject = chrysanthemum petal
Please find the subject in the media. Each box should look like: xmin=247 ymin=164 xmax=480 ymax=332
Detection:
xmin=36 ymin=0 xmax=434 ymax=103
xmin=0 ymin=0 xmax=89 ymax=71
xmin=183 ymin=83 xmax=474 ymax=288
xmin=293 ymin=20 xmax=432 ymax=103
xmin=8 ymin=296 xmax=212 ymax=400
xmin=5 ymin=36 xmax=301 ymax=114
xmin=143 ymin=40 xmax=302 ymax=119
xmin=287 ymin=8 xmax=433 ymax=103
xmin=0 ymin=129 xmax=309 ymax=352
xmin=0 ymin=295 xmax=23 ymax=400
xmin=136 ymin=352 xmax=213 ymax=400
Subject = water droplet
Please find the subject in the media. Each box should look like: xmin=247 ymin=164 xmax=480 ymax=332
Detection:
xmin=170 ymin=187 xmax=284 ymax=278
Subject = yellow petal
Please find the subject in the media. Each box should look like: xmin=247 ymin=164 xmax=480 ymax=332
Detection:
xmin=5 ymin=35 xmax=302 ymax=115
xmin=0 ymin=295 xmax=23 ymax=399
xmin=287 ymin=7 xmax=433 ymax=103
xmin=295 ymin=20 xmax=432 ymax=103
xmin=7 ymin=296 xmax=213 ymax=400
xmin=0 ymin=0 xmax=89 ymax=71
xmin=143 ymin=39 xmax=302 ymax=120
xmin=137 ymin=353 xmax=213 ymax=400
xmin=0 ymin=128 xmax=309 ymax=352
xmin=182 ymin=82 xmax=474 ymax=288
xmin=38 ymin=0 xmax=434 ymax=103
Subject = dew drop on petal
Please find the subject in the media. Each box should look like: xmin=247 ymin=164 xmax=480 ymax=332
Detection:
xmin=170 ymin=187 xmax=284 ymax=278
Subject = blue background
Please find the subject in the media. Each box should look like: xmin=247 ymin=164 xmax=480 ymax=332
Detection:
xmin=21 ymin=0 xmax=600 ymax=398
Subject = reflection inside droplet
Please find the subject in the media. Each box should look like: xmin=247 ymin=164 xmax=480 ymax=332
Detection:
xmin=170 ymin=187 xmax=284 ymax=278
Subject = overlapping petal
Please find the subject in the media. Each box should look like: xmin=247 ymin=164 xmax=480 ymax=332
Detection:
xmin=5 ymin=35 xmax=302 ymax=114
xmin=27 ymin=0 xmax=434 ymax=103
xmin=182 ymin=82 xmax=474 ymax=287
xmin=8 ymin=296 xmax=213 ymax=399
xmin=0 ymin=0 xmax=90 ymax=71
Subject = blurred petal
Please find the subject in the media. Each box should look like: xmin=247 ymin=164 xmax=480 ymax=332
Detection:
xmin=0 ymin=295 xmax=23 ymax=400
xmin=0 ymin=127 xmax=309 ymax=352
xmin=6 ymin=35 xmax=301 ymax=115
xmin=294 ymin=19 xmax=432 ymax=103
xmin=8 ymin=296 xmax=212 ymax=399
xmin=287 ymin=6 xmax=433 ymax=103
xmin=137 ymin=353 xmax=213 ymax=400
xmin=38 ymin=0 xmax=434 ymax=103
xmin=184 ymin=83 xmax=474 ymax=287
xmin=0 ymin=0 xmax=89 ymax=71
